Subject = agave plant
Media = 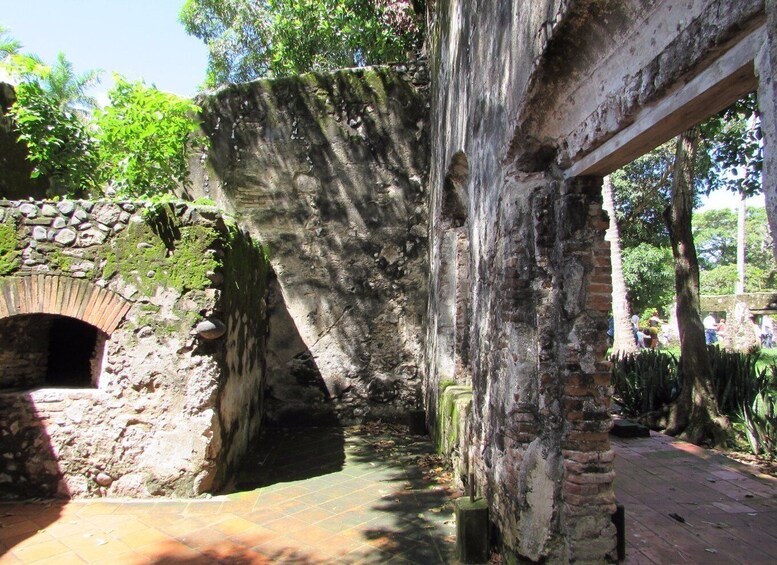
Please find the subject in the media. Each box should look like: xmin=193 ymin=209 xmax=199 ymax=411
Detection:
xmin=611 ymin=350 xmax=679 ymax=415
xmin=737 ymin=365 xmax=777 ymax=458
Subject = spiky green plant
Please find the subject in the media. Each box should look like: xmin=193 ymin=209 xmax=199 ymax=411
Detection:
xmin=611 ymin=350 xmax=679 ymax=415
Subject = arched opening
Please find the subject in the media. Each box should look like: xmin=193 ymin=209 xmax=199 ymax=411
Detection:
xmin=47 ymin=316 xmax=101 ymax=387
xmin=0 ymin=314 xmax=105 ymax=391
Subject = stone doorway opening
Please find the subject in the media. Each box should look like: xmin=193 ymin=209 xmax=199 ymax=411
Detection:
xmin=0 ymin=313 xmax=105 ymax=392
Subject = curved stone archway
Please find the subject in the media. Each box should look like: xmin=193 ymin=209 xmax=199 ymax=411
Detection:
xmin=0 ymin=275 xmax=131 ymax=335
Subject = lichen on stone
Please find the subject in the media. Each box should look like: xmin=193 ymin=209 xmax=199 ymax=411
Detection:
xmin=0 ymin=217 xmax=20 ymax=275
xmin=101 ymin=210 xmax=221 ymax=295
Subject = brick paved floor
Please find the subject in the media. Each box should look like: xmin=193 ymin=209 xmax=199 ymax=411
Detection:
xmin=3 ymin=426 xmax=777 ymax=564
xmin=0 ymin=426 xmax=458 ymax=564
xmin=612 ymin=431 xmax=777 ymax=564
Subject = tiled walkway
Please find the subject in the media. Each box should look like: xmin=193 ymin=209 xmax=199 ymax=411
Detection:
xmin=2 ymin=426 xmax=777 ymax=564
xmin=0 ymin=426 xmax=457 ymax=564
xmin=613 ymin=432 xmax=777 ymax=564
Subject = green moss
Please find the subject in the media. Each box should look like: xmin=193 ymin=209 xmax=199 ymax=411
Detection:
xmin=102 ymin=208 xmax=221 ymax=295
xmin=48 ymin=250 xmax=73 ymax=273
xmin=0 ymin=217 xmax=20 ymax=275
xmin=437 ymin=385 xmax=473 ymax=455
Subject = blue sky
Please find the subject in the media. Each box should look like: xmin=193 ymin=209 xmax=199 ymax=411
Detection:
xmin=1 ymin=0 xmax=208 ymax=98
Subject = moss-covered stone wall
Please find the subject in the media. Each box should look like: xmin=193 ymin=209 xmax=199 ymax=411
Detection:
xmin=0 ymin=200 xmax=270 ymax=498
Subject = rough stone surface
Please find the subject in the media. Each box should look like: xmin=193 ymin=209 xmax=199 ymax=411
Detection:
xmin=425 ymin=0 xmax=766 ymax=562
xmin=187 ymin=64 xmax=429 ymax=424
xmin=0 ymin=201 xmax=270 ymax=499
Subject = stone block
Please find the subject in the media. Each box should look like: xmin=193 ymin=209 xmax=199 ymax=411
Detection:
xmin=455 ymin=497 xmax=489 ymax=564
xmin=609 ymin=419 xmax=650 ymax=438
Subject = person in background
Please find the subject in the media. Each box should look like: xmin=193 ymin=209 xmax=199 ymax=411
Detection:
xmin=647 ymin=310 xmax=661 ymax=349
xmin=716 ymin=318 xmax=727 ymax=343
xmin=703 ymin=313 xmax=718 ymax=345
xmin=631 ymin=313 xmax=641 ymax=347
xmin=762 ymin=316 xmax=774 ymax=349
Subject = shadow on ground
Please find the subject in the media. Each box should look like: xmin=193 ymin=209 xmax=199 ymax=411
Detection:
xmin=224 ymin=426 xmax=347 ymax=492
xmin=148 ymin=423 xmax=457 ymax=564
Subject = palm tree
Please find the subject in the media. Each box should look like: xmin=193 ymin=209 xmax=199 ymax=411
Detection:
xmin=602 ymin=175 xmax=637 ymax=354
xmin=43 ymin=52 xmax=101 ymax=115
xmin=0 ymin=26 xmax=21 ymax=59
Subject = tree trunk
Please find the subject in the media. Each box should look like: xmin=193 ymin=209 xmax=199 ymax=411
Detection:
xmin=736 ymin=187 xmax=746 ymax=295
xmin=664 ymin=127 xmax=728 ymax=446
xmin=602 ymin=175 xmax=637 ymax=355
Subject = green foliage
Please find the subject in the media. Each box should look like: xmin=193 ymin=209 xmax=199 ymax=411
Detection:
xmin=8 ymin=80 xmax=99 ymax=197
xmin=611 ymin=350 xmax=679 ymax=415
xmin=0 ymin=26 xmax=22 ymax=57
xmin=179 ymin=0 xmax=423 ymax=86
xmin=94 ymin=77 xmax=203 ymax=198
xmin=621 ymin=243 xmax=675 ymax=315
xmin=611 ymin=142 xmax=675 ymax=249
xmin=703 ymin=93 xmax=762 ymax=198
xmin=707 ymin=346 xmax=762 ymax=415
xmin=41 ymin=52 xmax=102 ymax=115
xmin=706 ymin=347 xmax=777 ymax=458
xmin=0 ymin=217 xmax=20 ymax=275
xmin=614 ymin=346 xmax=777 ymax=458
xmin=695 ymin=207 xmax=777 ymax=294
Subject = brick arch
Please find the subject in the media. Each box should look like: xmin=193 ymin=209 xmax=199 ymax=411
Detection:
xmin=0 ymin=275 xmax=131 ymax=336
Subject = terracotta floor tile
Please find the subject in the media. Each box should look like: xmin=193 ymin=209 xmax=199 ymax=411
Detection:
xmin=176 ymin=526 xmax=229 ymax=550
xmin=225 ymin=523 xmax=279 ymax=548
xmin=152 ymin=517 xmax=208 ymax=538
xmin=0 ymin=520 xmax=41 ymax=542
xmin=130 ymin=540 xmax=206 ymax=562
xmin=0 ymin=551 xmax=23 ymax=564
xmin=182 ymin=501 xmax=224 ymax=516
xmin=116 ymin=525 xmax=170 ymax=548
xmin=10 ymin=539 xmax=71 ymax=562
xmin=14 ymin=551 xmax=85 ymax=565
xmin=60 ymin=534 xmax=133 ymax=557
xmin=262 ymin=514 xmax=311 ymax=534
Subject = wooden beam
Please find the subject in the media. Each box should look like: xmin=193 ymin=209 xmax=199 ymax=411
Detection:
xmin=565 ymin=26 xmax=766 ymax=178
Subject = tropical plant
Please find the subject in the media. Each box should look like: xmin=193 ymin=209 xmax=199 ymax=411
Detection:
xmin=611 ymin=350 xmax=679 ymax=415
xmin=621 ymin=243 xmax=675 ymax=315
xmin=0 ymin=26 xmax=21 ymax=58
xmin=695 ymin=207 xmax=777 ymax=294
xmin=40 ymin=52 xmax=101 ymax=115
xmin=94 ymin=77 xmax=203 ymax=198
xmin=8 ymin=80 xmax=99 ymax=196
xmin=738 ymin=369 xmax=777 ymax=458
xmin=179 ymin=0 xmax=424 ymax=86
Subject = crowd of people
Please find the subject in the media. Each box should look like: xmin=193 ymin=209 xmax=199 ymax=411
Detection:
xmin=621 ymin=310 xmax=774 ymax=349
xmin=630 ymin=310 xmax=667 ymax=349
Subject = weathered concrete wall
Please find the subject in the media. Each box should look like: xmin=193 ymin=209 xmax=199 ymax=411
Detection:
xmin=427 ymin=0 xmax=767 ymax=562
xmin=187 ymin=64 xmax=429 ymax=424
xmin=0 ymin=200 xmax=269 ymax=498
xmin=759 ymin=0 xmax=777 ymax=263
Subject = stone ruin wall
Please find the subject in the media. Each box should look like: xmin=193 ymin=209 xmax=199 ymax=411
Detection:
xmin=186 ymin=64 xmax=430 ymax=425
xmin=0 ymin=200 xmax=269 ymax=498
xmin=427 ymin=0 xmax=770 ymax=562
